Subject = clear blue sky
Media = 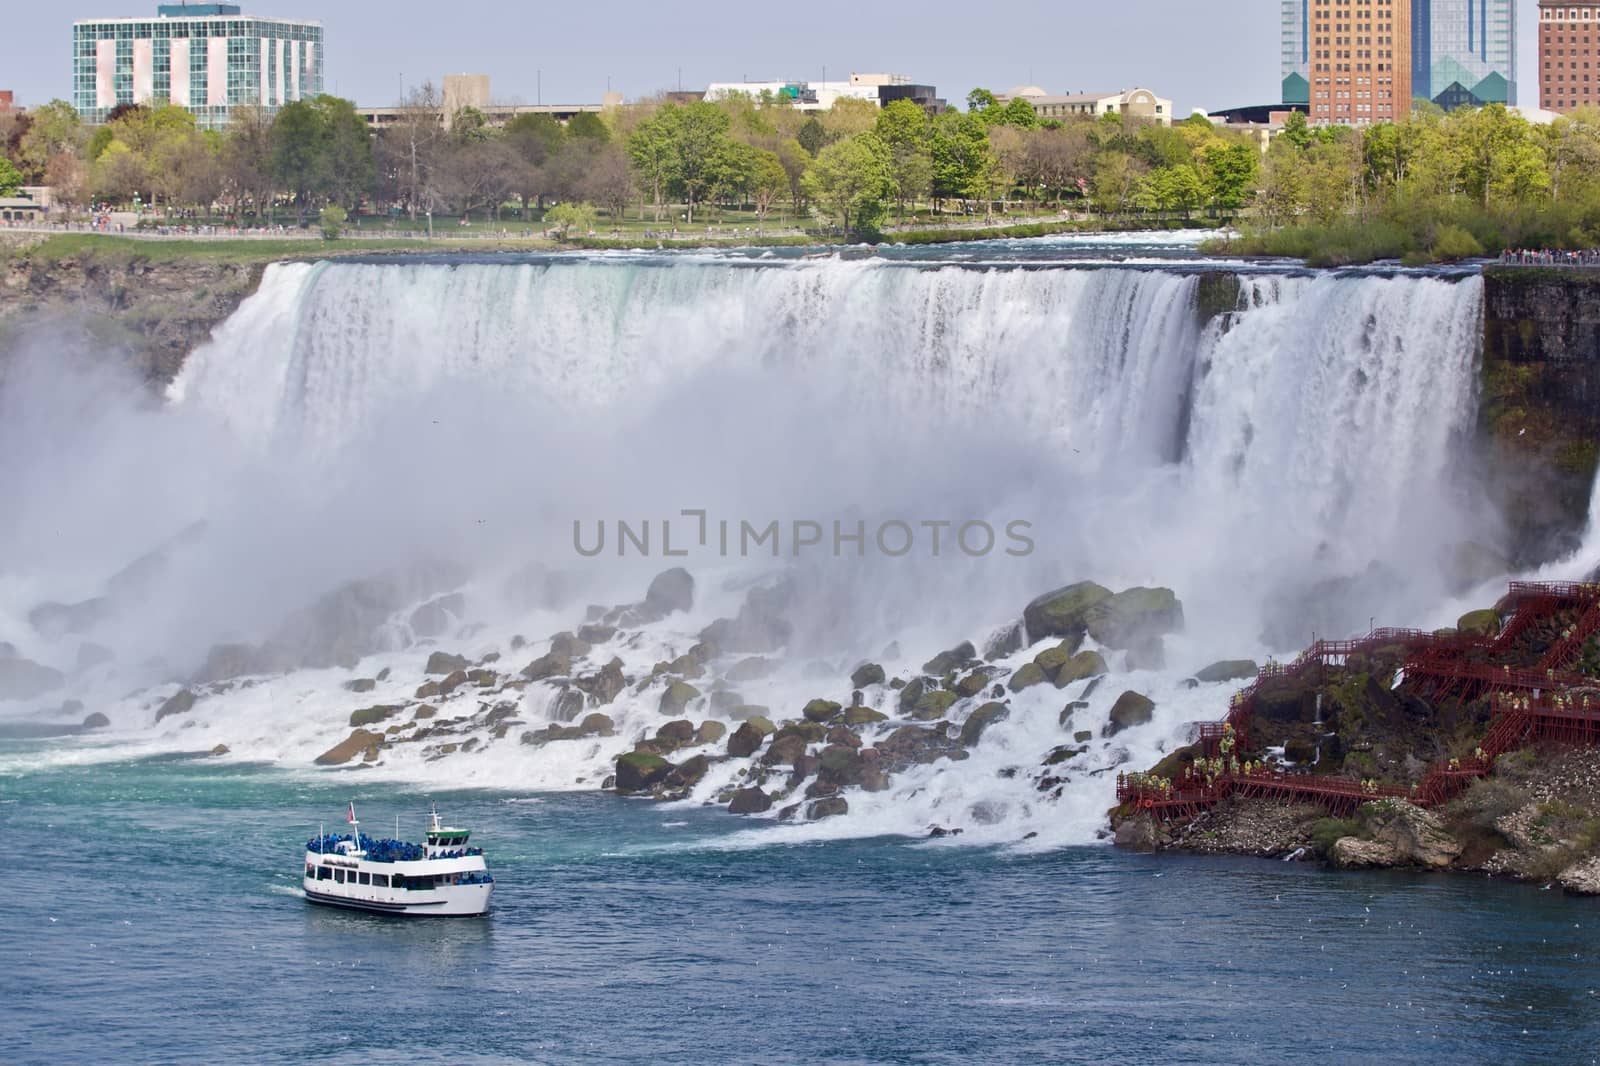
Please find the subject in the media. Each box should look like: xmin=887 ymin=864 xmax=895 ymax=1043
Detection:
xmin=2 ymin=0 xmax=1544 ymax=115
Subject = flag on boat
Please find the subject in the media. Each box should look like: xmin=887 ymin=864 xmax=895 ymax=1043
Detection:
xmin=346 ymin=802 xmax=356 ymax=824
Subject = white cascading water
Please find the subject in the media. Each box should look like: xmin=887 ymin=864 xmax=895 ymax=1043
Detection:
xmin=2 ymin=256 xmax=1493 ymax=847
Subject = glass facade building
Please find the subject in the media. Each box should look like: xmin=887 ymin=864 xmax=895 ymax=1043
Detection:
xmin=1413 ymin=0 xmax=1516 ymax=108
xmin=1282 ymin=0 xmax=1312 ymax=105
xmin=73 ymin=4 xmax=323 ymax=130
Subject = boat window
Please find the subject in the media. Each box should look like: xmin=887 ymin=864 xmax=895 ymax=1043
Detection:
xmin=334 ymin=868 xmax=346 ymax=883
xmin=358 ymin=872 xmax=370 ymax=885
xmin=305 ymin=865 xmax=315 ymax=878
xmin=317 ymin=866 xmax=332 ymax=880
xmin=372 ymin=874 xmax=388 ymax=887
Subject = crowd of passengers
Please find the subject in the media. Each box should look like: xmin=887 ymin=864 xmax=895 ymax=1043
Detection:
xmin=305 ymin=832 xmax=483 ymax=863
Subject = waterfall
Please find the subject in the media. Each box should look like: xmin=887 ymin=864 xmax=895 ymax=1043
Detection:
xmin=2 ymin=255 xmax=1496 ymax=843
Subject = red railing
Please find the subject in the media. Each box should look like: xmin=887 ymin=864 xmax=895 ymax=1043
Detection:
xmin=1116 ymin=580 xmax=1600 ymax=822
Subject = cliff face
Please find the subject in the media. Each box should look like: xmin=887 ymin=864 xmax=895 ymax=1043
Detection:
xmin=1480 ymin=267 xmax=1600 ymax=563
xmin=0 ymin=250 xmax=265 ymax=385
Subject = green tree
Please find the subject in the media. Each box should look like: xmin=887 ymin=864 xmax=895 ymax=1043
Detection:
xmin=1201 ymin=140 xmax=1259 ymax=213
xmin=545 ymin=200 xmax=597 ymax=238
xmin=664 ymin=101 xmax=732 ymax=223
xmin=17 ymin=100 xmax=85 ymax=183
xmin=801 ymin=132 xmax=894 ymax=234
xmin=748 ymin=148 xmax=789 ymax=221
xmin=930 ymin=111 xmax=994 ymax=209
xmin=0 ymin=156 xmax=22 ymax=196
xmin=966 ymin=88 xmax=998 ymax=113
xmin=319 ymin=203 xmax=347 ymax=239
xmin=796 ymin=115 xmax=829 ymax=157
xmin=875 ymin=99 xmax=934 ymax=217
xmin=998 ymin=97 xmax=1040 ymax=129
xmin=626 ymin=108 xmax=676 ymax=222
xmin=566 ymin=111 xmax=611 ymax=142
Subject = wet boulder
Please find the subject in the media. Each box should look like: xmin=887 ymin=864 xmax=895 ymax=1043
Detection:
xmin=695 ymin=720 xmax=727 ymax=745
xmin=1023 ymin=582 xmax=1112 ymax=641
xmin=315 ymin=728 xmax=383 ymax=766
xmin=154 ymin=687 xmax=198 ymax=722
xmin=576 ymin=623 xmax=618 ymax=646
xmin=1456 ymin=609 xmax=1500 ymax=638
xmin=645 ymin=567 xmax=696 ymax=617
xmin=727 ymin=717 xmax=775 ymax=757
xmin=577 ymin=712 xmax=616 ymax=737
xmin=910 ymin=688 xmax=958 ymax=721
xmin=1195 ymin=659 xmax=1259 ymax=684
xmin=348 ymin=705 xmax=402 ymax=728
xmin=574 ymin=658 xmax=627 ymax=705
xmin=1085 ymin=587 xmax=1184 ymax=650
xmin=425 ymin=651 xmax=470 ymax=676
xmin=728 ymin=786 xmax=773 ymax=814
xmin=1103 ymin=691 xmax=1155 ymax=737
xmin=82 ymin=711 xmax=111 ymax=729
xmin=922 ymin=641 xmax=978 ymax=676
xmin=614 ymin=752 xmax=674 ymax=795
xmin=760 ymin=732 xmax=809 ymax=767
xmin=1054 ymin=650 xmax=1108 ymax=688
xmin=843 ymin=705 xmax=889 ymax=727
xmin=344 ymin=677 xmax=377 ymax=694
xmin=806 ymin=796 xmax=849 ymax=820
xmin=435 ymin=670 xmax=469 ymax=697
xmin=1007 ymin=663 xmax=1048 ymax=693
xmin=983 ymin=622 xmax=1025 ymax=661
xmin=802 ymin=698 xmax=844 ymax=724
xmin=959 ymin=702 xmax=1010 ymax=747
xmin=850 ymin=662 xmax=886 ymax=689
xmin=659 ymin=680 xmax=702 ymax=715
xmin=654 ymin=719 xmax=697 ymax=747
xmin=549 ymin=632 xmax=593 ymax=659
xmin=954 ymin=669 xmax=994 ymax=698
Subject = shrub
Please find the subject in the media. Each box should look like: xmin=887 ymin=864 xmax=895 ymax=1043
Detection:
xmin=1311 ymin=816 xmax=1362 ymax=856
xmin=319 ymin=204 xmax=347 ymax=241
xmin=1430 ymin=223 xmax=1485 ymax=262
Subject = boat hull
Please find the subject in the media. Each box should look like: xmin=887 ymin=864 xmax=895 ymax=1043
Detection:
xmin=303 ymin=881 xmax=492 ymax=917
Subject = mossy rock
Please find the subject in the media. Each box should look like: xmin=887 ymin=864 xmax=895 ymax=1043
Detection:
xmin=953 ymin=669 xmax=993 ymax=698
xmin=1055 ymin=650 xmax=1108 ymax=688
xmin=911 ymin=689 xmax=958 ymax=721
xmin=1022 ymin=582 xmax=1112 ymax=640
xmin=726 ymin=704 xmax=771 ymax=721
xmin=425 ymin=651 xmax=470 ymax=675
xmin=1032 ymin=638 xmax=1083 ymax=680
xmin=802 ymin=698 xmax=844 ymax=723
xmin=850 ymin=662 xmax=886 ymax=689
xmin=695 ymin=720 xmax=727 ymax=745
xmin=843 ymin=705 xmax=889 ymax=726
xmin=659 ymin=680 xmax=702 ymax=715
xmin=728 ymin=786 xmax=773 ymax=814
xmin=348 ymin=705 xmax=401 ymax=728
xmin=959 ymin=702 xmax=1010 ymax=746
xmin=1103 ymin=691 xmax=1155 ymax=737
xmin=727 ymin=717 xmax=775 ymax=758
xmin=1456 ymin=608 xmax=1500 ymax=638
xmin=1007 ymin=662 xmax=1048 ymax=693
xmin=614 ymin=751 xmax=673 ymax=794
xmin=1085 ymin=587 xmax=1183 ymax=650
xmin=779 ymin=720 xmax=827 ymax=743
xmin=1195 ymin=659 xmax=1258 ymax=684
xmin=806 ymin=796 xmax=849 ymax=820
xmin=922 ymin=641 xmax=977 ymax=676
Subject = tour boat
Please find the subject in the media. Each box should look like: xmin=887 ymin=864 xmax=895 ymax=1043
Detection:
xmin=302 ymin=804 xmax=493 ymax=917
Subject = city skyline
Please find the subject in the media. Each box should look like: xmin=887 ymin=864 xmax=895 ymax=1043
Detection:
xmin=7 ymin=0 xmax=1293 ymax=117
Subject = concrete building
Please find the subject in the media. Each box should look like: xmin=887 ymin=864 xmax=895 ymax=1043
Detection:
xmin=1538 ymin=0 xmax=1600 ymax=112
xmin=1305 ymin=0 xmax=1412 ymax=125
xmin=357 ymin=74 xmax=619 ymax=132
xmin=1413 ymin=0 xmax=1517 ymax=108
xmin=72 ymin=4 xmax=323 ymax=130
xmin=997 ymin=86 xmax=1174 ymax=125
xmin=704 ymin=73 xmax=943 ymax=112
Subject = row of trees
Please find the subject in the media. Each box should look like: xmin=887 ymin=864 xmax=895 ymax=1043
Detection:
xmin=1233 ymin=104 xmax=1600 ymax=262
xmin=0 ymin=84 xmax=1266 ymax=234
xmin=11 ymin=83 xmax=1595 ymax=251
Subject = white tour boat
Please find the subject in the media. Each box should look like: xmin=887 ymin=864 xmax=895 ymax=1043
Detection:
xmin=303 ymin=804 xmax=493 ymax=917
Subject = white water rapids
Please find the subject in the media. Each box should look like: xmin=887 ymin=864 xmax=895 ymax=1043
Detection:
xmin=0 ymin=253 xmax=1507 ymax=847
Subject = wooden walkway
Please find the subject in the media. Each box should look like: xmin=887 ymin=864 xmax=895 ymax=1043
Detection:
xmin=1118 ymin=581 xmax=1600 ymax=820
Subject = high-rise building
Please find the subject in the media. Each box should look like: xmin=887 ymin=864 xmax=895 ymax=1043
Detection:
xmin=1283 ymin=0 xmax=1312 ymax=105
xmin=1413 ymin=0 xmax=1517 ymax=109
xmin=1305 ymin=0 xmax=1413 ymax=125
xmin=72 ymin=4 xmax=323 ymax=130
xmin=1538 ymin=0 xmax=1600 ymax=112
